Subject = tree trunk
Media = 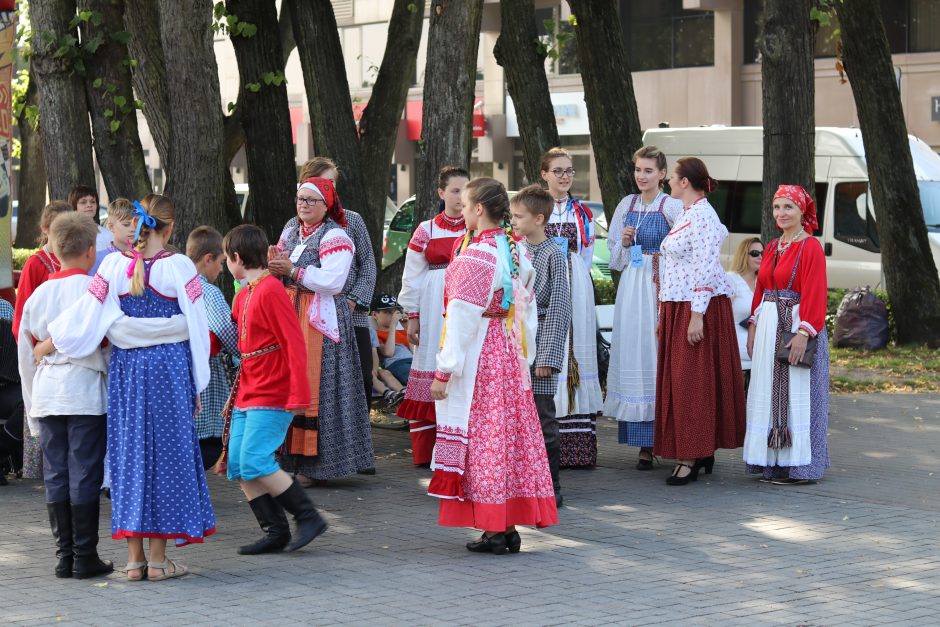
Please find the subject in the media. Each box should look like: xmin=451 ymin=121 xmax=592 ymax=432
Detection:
xmin=124 ymin=0 xmax=170 ymax=167
xmin=494 ymin=0 xmax=560 ymax=185
xmin=567 ymin=0 xmax=641 ymax=221
xmin=79 ymin=0 xmax=151 ymax=201
xmin=14 ymin=63 xmax=47 ymax=248
xmin=414 ymin=0 xmax=484 ymax=227
xmin=835 ymin=0 xmax=940 ymax=346
xmin=287 ymin=0 xmax=368 ymax=223
xmin=222 ymin=1 xmax=295 ymax=166
xmin=225 ymin=0 xmax=296 ymax=243
xmin=359 ymin=0 xmax=425 ymax=296
xmin=157 ymin=0 xmax=237 ymax=246
xmin=31 ymin=0 xmax=96 ymax=200
xmin=759 ymin=0 xmax=816 ymax=244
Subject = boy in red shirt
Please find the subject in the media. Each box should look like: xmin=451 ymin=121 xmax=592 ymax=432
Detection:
xmin=222 ymin=225 xmax=327 ymax=555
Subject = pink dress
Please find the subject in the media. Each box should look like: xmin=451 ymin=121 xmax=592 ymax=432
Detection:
xmin=429 ymin=229 xmax=558 ymax=531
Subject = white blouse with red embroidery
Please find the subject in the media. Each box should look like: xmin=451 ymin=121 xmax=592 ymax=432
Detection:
xmin=658 ymin=198 xmax=733 ymax=314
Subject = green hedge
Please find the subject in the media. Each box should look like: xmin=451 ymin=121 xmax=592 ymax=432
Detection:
xmin=12 ymin=248 xmax=37 ymax=272
xmin=593 ymin=277 xmax=615 ymax=305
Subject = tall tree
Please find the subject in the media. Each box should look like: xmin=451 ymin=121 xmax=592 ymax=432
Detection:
xmin=13 ymin=61 xmax=47 ymax=247
xmin=759 ymin=0 xmax=816 ymax=244
xmin=835 ymin=0 xmax=940 ymax=346
xmin=156 ymin=0 xmax=238 ymax=245
xmin=224 ymin=0 xmax=295 ymax=242
xmin=493 ymin=0 xmax=560 ymax=185
xmin=567 ymin=0 xmax=641 ymax=221
xmin=31 ymin=0 xmax=96 ymax=199
xmin=79 ymin=0 xmax=151 ymax=201
xmin=288 ymin=0 xmax=425 ymax=292
xmin=414 ymin=0 xmax=484 ymax=227
xmin=123 ymin=0 xmax=169 ymax=165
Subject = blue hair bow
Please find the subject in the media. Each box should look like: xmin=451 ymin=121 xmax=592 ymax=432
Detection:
xmin=131 ymin=200 xmax=157 ymax=242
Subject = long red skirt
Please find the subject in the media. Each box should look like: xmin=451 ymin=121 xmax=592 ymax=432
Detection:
xmin=654 ymin=296 xmax=746 ymax=459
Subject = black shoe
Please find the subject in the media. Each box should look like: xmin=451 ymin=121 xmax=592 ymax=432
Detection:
xmin=47 ymin=502 xmax=73 ymax=578
xmin=275 ymin=482 xmax=328 ymax=552
xmin=505 ymin=530 xmax=521 ymax=554
xmin=357 ymin=467 xmax=376 ymax=475
xmin=466 ymin=533 xmax=508 ymax=555
xmin=555 ymin=491 xmax=564 ymax=508
xmin=238 ymin=494 xmax=291 ymax=555
xmin=71 ymin=501 xmax=114 ymax=579
xmin=665 ymin=462 xmax=701 ymax=486
xmin=700 ymin=455 xmax=715 ymax=475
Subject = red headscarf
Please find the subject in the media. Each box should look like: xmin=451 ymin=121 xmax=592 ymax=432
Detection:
xmin=298 ymin=177 xmax=347 ymax=227
xmin=772 ymin=184 xmax=818 ymax=233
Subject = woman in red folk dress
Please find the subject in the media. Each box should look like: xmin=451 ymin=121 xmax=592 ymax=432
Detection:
xmin=397 ymin=166 xmax=469 ymax=466
xmin=429 ymin=177 xmax=558 ymax=555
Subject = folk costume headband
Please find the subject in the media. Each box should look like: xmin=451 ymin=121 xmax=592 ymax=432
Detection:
xmin=298 ymin=177 xmax=347 ymax=227
xmin=773 ymin=184 xmax=818 ymax=233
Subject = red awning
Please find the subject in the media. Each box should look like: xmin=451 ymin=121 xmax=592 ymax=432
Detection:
xmin=405 ymin=98 xmax=485 ymax=141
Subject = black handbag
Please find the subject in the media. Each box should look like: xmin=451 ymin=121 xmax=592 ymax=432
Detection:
xmin=772 ymin=242 xmax=817 ymax=369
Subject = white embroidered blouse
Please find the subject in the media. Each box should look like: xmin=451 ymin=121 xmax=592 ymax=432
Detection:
xmin=658 ymin=198 xmax=733 ymax=313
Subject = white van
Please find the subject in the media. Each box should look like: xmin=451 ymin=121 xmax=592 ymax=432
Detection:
xmin=643 ymin=126 xmax=940 ymax=289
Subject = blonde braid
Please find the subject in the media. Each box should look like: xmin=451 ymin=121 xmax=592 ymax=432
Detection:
xmin=129 ymin=227 xmax=150 ymax=296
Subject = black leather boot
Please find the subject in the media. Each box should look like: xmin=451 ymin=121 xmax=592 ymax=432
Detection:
xmin=47 ymin=502 xmax=73 ymax=578
xmin=238 ymin=494 xmax=291 ymax=555
xmin=466 ymin=533 xmax=508 ymax=555
xmin=71 ymin=501 xmax=114 ymax=579
xmin=274 ymin=482 xmax=328 ymax=552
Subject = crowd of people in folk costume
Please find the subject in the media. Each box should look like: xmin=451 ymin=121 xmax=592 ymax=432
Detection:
xmin=0 ymin=144 xmax=829 ymax=577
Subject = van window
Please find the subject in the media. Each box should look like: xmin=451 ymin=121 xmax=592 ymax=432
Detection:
xmin=919 ymin=181 xmax=940 ymax=232
xmin=732 ymin=181 xmax=763 ymax=234
xmin=833 ymin=182 xmax=879 ymax=252
xmin=706 ymin=186 xmax=731 ymax=225
xmin=389 ymin=199 xmax=415 ymax=233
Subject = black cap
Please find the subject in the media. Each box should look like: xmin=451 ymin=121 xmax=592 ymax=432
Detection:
xmin=371 ymin=294 xmax=401 ymax=311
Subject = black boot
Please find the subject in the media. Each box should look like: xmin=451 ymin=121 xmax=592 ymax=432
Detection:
xmin=546 ymin=436 xmax=563 ymax=507
xmin=47 ymin=502 xmax=73 ymax=578
xmin=274 ymin=482 xmax=328 ymax=552
xmin=238 ymin=494 xmax=291 ymax=555
xmin=71 ymin=501 xmax=114 ymax=579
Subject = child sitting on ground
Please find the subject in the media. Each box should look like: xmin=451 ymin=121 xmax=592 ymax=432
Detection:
xmin=16 ymin=212 xmax=113 ymax=579
xmin=370 ymin=294 xmax=412 ymax=408
xmin=187 ymin=226 xmax=239 ymax=470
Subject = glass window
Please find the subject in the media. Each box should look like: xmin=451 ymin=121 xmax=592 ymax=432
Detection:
xmin=833 ymin=182 xmax=879 ymax=252
xmin=813 ymin=183 xmax=828 ymax=237
xmin=622 ymin=0 xmax=713 ymax=71
xmin=706 ymin=184 xmax=731 ymax=226
xmin=731 ymin=182 xmax=763 ymax=234
xmin=910 ymin=0 xmax=940 ymax=52
xmin=389 ymin=198 xmax=415 ymax=233
xmin=918 ymin=181 xmax=940 ymax=232
xmin=880 ymin=0 xmax=909 ymax=53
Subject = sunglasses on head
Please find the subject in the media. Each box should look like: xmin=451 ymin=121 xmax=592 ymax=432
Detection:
xmin=748 ymin=250 xmax=763 ymax=258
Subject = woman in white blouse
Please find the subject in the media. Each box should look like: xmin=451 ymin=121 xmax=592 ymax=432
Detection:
xmin=654 ymin=158 xmax=746 ymax=485
xmin=725 ymin=237 xmax=763 ymax=391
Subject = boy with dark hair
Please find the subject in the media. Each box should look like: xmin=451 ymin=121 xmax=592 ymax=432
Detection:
xmin=16 ymin=213 xmax=113 ymax=578
xmin=187 ymin=226 xmax=239 ymax=470
xmin=221 ymin=224 xmax=327 ymax=555
xmin=509 ymin=184 xmax=571 ymax=507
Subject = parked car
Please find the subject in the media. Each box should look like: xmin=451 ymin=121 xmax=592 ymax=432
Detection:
xmin=382 ymin=194 xmax=612 ymax=282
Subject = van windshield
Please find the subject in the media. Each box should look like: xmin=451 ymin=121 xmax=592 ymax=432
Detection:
xmin=920 ymin=182 xmax=940 ymax=232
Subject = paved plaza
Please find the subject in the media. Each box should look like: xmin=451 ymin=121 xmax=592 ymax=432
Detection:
xmin=0 ymin=393 xmax=938 ymax=626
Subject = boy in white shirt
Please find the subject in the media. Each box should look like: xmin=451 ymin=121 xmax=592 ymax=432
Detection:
xmin=17 ymin=212 xmax=113 ymax=580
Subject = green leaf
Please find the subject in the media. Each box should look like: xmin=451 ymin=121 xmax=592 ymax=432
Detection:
xmin=245 ymin=82 xmax=261 ymax=93
xmin=134 ymin=99 xmax=144 ymax=109
xmin=227 ymin=101 xmax=237 ymax=112
xmin=111 ymin=30 xmax=131 ymax=45
xmin=109 ymin=119 xmax=121 ymax=133
xmin=214 ymin=2 xmax=228 ymax=19
xmin=92 ymin=77 xmax=103 ymax=89
xmin=78 ymin=9 xmax=94 ymax=23
xmin=104 ymin=108 xmax=114 ymax=118
xmin=105 ymin=82 xmax=116 ymax=93
xmin=83 ymin=34 xmax=103 ymax=54
xmin=407 ymin=3 xmax=417 ymax=12
xmin=113 ymin=95 xmax=127 ymax=108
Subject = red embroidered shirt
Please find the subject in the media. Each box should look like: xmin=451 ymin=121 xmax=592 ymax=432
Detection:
xmin=232 ymin=274 xmax=311 ymax=411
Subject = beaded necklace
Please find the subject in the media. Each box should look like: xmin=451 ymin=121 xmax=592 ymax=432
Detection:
xmin=777 ymin=228 xmax=804 ymax=254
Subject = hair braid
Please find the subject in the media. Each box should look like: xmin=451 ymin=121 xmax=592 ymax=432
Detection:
xmin=129 ymin=228 xmax=149 ymax=296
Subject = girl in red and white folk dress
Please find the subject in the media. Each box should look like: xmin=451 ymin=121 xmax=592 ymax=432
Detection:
xmin=397 ymin=166 xmax=469 ymax=466
xmin=655 ymin=158 xmax=746 ymax=485
xmin=429 ymin=178 xmax=558 ymax=555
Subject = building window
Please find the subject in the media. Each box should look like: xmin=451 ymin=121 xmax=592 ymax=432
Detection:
xmin=621 ymin=0 xmax=714 ymax=71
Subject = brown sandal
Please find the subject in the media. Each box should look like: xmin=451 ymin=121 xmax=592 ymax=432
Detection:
xmin=147 ymin=558 xmax=188 ymax=581
xmin=125 ymin=560 xmax=147 ymax=582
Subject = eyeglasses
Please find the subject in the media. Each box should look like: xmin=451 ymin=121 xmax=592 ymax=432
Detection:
xmin=550 ymin=168 xmax=576 ymax=178
xmin=748 ymin=250 xmax=763 ymax=258
xmin=296 ymin=197 xmax=325 ymax=207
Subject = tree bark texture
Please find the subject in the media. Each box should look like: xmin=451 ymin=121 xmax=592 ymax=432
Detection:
xmin=494 ymin=0 xmax=560 ymax=186
xmin=414 ymin=0 xmax=484 ymax=228
xmin=79 ymin=0 xmax=151 ymax=202
xmin=225 ymin=0 xmax=296 ymax=243
xmin=14 ymin=63 xmax=48 ymax=248
xmin=759 ymin=0 xmax=816 ymax=244
xmin=359 ymin=0 xmax=425 ymax=295
xmin=31 ymin=0 xmax=96 ymax=200
xmin=124 ymin=0 xmax=169 ymax=166
xmin=287 ymin=0 xmax=368 ymax=223
xmin=157 ymin=0 xmax=237 ymax=246
xmin=567 ymin=0 xmax=641 ymax=222
xmin=835 ymin=0 xmax=940 ymax=346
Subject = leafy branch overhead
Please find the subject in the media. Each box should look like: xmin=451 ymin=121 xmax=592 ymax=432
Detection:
xmin=213 ymin=1 xmax=257 ymax=37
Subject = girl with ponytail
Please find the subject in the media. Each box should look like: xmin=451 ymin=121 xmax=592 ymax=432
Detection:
xmin=428 ymin=177 xmax=557 ymax=555
xmin=48 ymin=193 xmax=216 ymax=581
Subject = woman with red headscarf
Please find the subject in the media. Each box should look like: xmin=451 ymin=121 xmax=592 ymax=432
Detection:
xmin=268 ymin=178 xmax=376 ymax=484
xmin=744 ymin=185 xmax=829 ymax=484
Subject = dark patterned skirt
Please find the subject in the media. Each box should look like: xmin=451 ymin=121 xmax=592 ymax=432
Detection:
xmin=654 ymin=297 xmax=746 ymax=459
xmin=559 ymin=414 xmax=597 ymax=468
